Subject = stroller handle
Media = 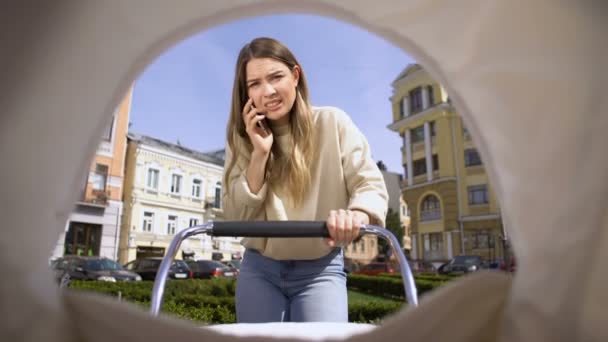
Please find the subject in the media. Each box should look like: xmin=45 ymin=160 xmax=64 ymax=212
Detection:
xmin=149 ymin=221 xmax=418 ymax=316
xmin=213 ymin=221 xmax=329 ymax=237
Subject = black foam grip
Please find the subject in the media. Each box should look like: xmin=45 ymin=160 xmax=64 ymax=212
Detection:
xmin=211 ymin=221 xmax=329 ymax=237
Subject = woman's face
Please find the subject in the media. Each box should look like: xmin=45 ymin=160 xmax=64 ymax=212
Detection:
xmin=245 ymin=57 xmax=300 ymax=126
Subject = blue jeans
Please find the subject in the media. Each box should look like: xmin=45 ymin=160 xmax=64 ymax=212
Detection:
xmin=235 ymin=248 xmax=347 ymax=323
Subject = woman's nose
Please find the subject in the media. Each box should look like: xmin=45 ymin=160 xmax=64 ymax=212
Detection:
xmin=262 ymin=83 xmax=276 ymax=96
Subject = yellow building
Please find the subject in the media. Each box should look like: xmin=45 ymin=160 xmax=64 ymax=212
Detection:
xmin=52 ymin=88 xmax=133 ymax=260
xmin=118 ymin=134 xmax=242 ymax=264
xmin=345 ymin=235 xmax=378 ymax=265
xmin=388 ymin=64 xmax=505 ymax=264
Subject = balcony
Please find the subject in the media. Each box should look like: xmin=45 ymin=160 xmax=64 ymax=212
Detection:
xmin=77 ymin=187 xmax=111 ymax=207
xmin=402 ymin=236 xmax=412 ymax=250
xmin=420 ymin=209 xmax=441 ymax=222
xmin=423 ymin=249 xmax=444 ymax=261
xmin=388 ymin=101 xmax=451 ymax=132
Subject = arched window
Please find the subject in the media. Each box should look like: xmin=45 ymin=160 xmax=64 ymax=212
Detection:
xmin=420 ymin=195 xmax=441 ymax=221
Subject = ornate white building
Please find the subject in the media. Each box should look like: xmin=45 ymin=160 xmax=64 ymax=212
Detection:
xmin=118 ymin=133 xmax=242 ymax=263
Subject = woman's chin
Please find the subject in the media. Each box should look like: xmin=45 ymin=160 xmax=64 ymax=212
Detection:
xmin=266 ymin=110 xmax=289 ymax=122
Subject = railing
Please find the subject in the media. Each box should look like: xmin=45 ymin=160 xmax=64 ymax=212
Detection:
xmin=420 ymin=209 xmax=441 ymax=221
xmin=423 ymin=249 xmax=444 ymax=260
xmin=391 ymin=101 xmax=451 ymax=128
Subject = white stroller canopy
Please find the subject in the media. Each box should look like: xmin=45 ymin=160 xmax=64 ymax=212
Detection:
xmin=0 ymin=1 xmax=606 ymax=341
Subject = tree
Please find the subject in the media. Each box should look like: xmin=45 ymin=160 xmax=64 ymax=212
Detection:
xmin=376 ymin=160 xmax=387 ymax=171
xmin=377 ymin=208 xmax=404 ymax=256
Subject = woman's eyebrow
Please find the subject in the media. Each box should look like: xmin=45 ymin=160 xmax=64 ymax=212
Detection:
xmin=247 ymin=70 xmax=283 ymax=85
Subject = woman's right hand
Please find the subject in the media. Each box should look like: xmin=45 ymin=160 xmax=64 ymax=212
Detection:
xmin=243 ymin=98 xmax=273 ymax=156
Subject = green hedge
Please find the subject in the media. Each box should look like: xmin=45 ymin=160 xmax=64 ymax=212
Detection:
xmin=380 ymin=273 xmax=459 ymax=282
xmin=346 ymin=274 xmax=448 ymax=299
xmin=68 ymin=279 xmax=409 ymax=323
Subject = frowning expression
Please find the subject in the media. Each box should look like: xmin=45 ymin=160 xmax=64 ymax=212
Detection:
xmin=246 ymin=58 xmax=300 ymax=126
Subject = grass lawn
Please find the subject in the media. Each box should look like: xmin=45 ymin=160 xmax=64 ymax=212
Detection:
xmin=347 ymin=290 xmax=402 ymax=305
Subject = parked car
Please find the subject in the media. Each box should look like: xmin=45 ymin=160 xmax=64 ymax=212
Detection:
xmin=50 ymin=255 xmax=142 ymax=283
xmin=438 ymin=255 xmax=486 ymax=274
xmin=353 ymin=262 xmax=396 ymax=276
xmin=123 ymin=257 xmax=192 ymax=281
xmin=185 ymin=259 xmax=236 ymax=279
xmin=221 ymin=260 xmax=241 ymax=276
xmin=499 ymin=257 xmax=517 ymax=273
xmin=408 ymin=260 xmax=438 ymax=274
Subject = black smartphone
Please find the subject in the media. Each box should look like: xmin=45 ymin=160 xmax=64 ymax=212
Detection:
xmin=251 ymin=101 xmax=267 ymax=129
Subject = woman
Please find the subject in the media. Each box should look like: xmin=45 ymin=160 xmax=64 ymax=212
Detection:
xmin=223 ymin=37 xmax=388 ymax=323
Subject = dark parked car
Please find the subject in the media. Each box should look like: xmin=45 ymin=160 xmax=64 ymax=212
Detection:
xmin=221 ymin=260 xmax=241 ymax=276
xmin=124 ymin=257 xmax=192 ymax=281
xmin=50 ymin=256 xmax=142 ymax=283
xmin=185 ymin=259 xmax=235 ymax=279
xmin=438 ymin=255 xmax=486 ymax=274
xmin=353 ymin=262 xmax=396 ymax=276
xmin=408 ymin=260 xmax=438 ymax=274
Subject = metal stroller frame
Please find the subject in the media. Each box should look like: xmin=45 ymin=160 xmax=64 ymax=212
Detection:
xmin=150 ymin=221 xmax=418 ymax=316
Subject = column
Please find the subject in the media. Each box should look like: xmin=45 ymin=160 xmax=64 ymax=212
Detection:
xmin=422 ymin=86 xmax=429 ymax=109
xmin=424 ymin=122 xmax=433 ymax=182
xmin=411 ymin=234 xmax=418 ymax=260
xmin=401 ymin=97 xmax=410 ymax=118
xmin=423 ymin=234 xmax=430 ymax=259
xmin=405 ymin=129 xmax=413 ymax=186
xmin=446 ymin=232 xmax=453 ymax=259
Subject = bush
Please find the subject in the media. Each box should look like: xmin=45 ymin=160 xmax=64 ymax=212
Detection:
xmin=68 ymin=279 xmax=405 ymax=324
xmin=346 ymin=274 xmax=447 ymax=299
xmin=348 ymin=302 xmax=403 ymax=323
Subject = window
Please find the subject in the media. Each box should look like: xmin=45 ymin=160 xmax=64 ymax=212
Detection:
xmin=403 ymin=163 xmax=408 ymax=179
xmin=142 ymin=212 xmax=154 ymax=232
xmin=432 ymin=154 xmax=439 ymax=171
xmin=427 ymin=85 xmax=435 ymax=106
xmin=473 ymin=230 xmax=495 ymax=249
xmin=429 ymin=233 xmax=442 ymax=251
xmin=411 ymin=125 xmax=424 ymax=144
xmin=411 ymin=122 xmax=435 ymax=144
xmin=171 ymin=174 xmax=182 ymax=194
xmin=413 ymin=158 xmax=426 ymax=176
xmin=468 ymin=185 xmax=489 ymax=205
xmin=420 ymin=195 xmax=441 ymax=221
xmin=146 ymin=168 xmax=159 ymax=190
xmin=189 ymin=218 xmax=199 ymax=227
xmin=413 ymin=155 xmax=438 ymax=177
xmin=462 ymin=125 xmax=470 ymax=137
xmin=423 ymin=233 xmax=443 ymax=252
xmin=102 ymin=115 xmax=115 ymax=141
xmin=91 ymin=164 xmax=108 ymax=191
xmin=409 ymin=87 xmax=423 ymax=113
xmin=402 ymin=205 xmax=411 ymax=217
xmin=167 ymin=215 xmax=177 ymax=235
xmin=464 ymin=148 xmax=482 ymax=167
xmin=214 ymin=181 xmax=222 ymax=208
xmin=192 ymin=179 xmax=202 ymax=198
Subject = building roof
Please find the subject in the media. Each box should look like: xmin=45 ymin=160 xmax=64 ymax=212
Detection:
xmin=127 ymin=132 xmax=224 ymax=167
xmin=391 ymin=63 xmax=423 ymax=86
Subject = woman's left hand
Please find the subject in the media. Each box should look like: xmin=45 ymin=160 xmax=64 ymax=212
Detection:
xmin=325 ymin=209 xmax=370 ymax=247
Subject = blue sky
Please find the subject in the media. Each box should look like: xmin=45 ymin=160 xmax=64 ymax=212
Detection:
xmin=130 ymin=14 xmax=415 ymax=173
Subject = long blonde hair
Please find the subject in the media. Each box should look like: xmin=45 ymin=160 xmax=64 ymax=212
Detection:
xmin=224 ymin=37 xmax=316 ymax=206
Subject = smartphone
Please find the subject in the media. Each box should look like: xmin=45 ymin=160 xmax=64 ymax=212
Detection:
xmin=251 ymin=101 xmax=267 ymax=130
